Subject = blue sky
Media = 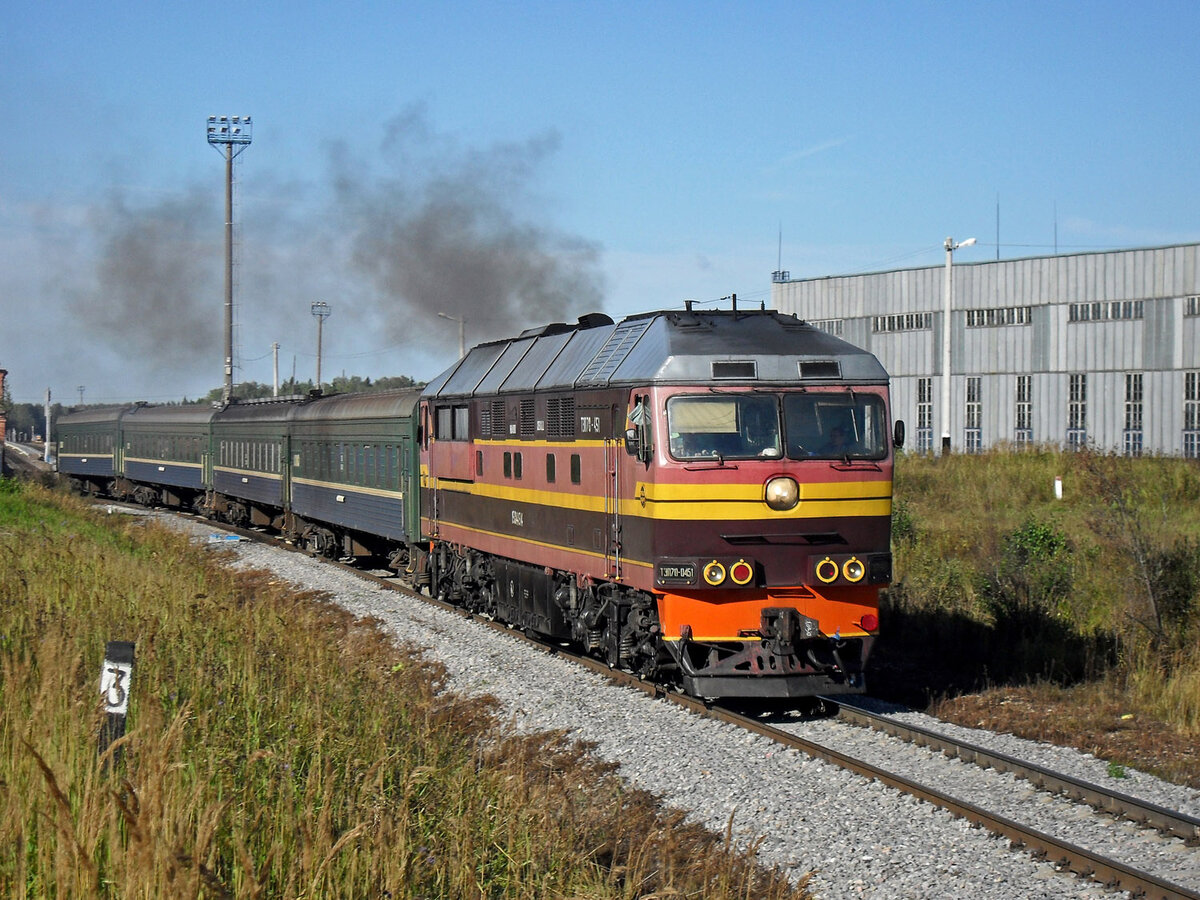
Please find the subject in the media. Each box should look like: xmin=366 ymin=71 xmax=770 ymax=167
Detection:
xmin=3 ymin=1 xmax=1198 ymax=404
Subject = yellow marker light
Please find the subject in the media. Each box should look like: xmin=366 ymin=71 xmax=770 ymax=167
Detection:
xmin=815 ymin=556 xmax=840 ymax=583
xmin=703 ymin=560 xmax=727 ymax=586
xmin=765 ymin=476 xmax=800 ymax=510
xmin=842 ymin=556 xmax=865 ymax=582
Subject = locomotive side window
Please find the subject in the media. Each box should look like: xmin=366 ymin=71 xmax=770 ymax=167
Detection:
xmin=546 ymin=452 xmax=556 ymax=483
xmin=783 ymin=392 xmax=889 ymax=460
xmin=570 ymin=453 xmax=581 ymax=484
xmin=666 ymin=395 xmax=782 ymax=460
xmin=435 ymin=404 xmax=470 ymax=441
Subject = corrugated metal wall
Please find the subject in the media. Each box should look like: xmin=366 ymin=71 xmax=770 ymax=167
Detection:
xmin=774 ymin=244 xmax=1200 ymax=455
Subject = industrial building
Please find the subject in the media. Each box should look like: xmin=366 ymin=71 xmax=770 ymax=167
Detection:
xmin=772 ymin=243 xmax=1200 ymax=457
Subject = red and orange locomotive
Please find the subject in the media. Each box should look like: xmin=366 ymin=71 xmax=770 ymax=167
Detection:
xmin=420 ymin=307 xmax=897 ymax=699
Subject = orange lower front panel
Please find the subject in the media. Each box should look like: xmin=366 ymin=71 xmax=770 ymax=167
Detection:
xmin=658 ymin=584 xmax=879 ymax=641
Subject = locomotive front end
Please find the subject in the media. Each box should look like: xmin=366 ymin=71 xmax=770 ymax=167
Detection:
xmin=619 ymin=313 xmax=895 ymax=699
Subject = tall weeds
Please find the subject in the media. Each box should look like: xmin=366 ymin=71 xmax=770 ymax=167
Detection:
xmin=0 ymin=481 xmax=809 ymax=899
xmin=885 ymin=450 xmax=1200 ymax=732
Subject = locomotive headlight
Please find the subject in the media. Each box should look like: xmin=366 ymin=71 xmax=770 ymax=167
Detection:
xmin=765 ymin=476 xmax=799 ymax=511
xmin=815 ymin=556 xmax=840 ymax=583
xmin=703 ymin=560 xmax=727 ymax=586
xmin=842 ymin=556 xmax=866 ymax=583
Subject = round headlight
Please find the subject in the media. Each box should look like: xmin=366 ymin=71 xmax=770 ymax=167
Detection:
xmin=703 ymin=560 xmax=727 ymax=585
xmin=765 ymin=476 xmax=799 ymax=510
xmin=842 ymin=556 xmax=865 ymax=582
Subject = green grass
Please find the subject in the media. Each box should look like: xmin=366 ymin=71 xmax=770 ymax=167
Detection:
xmin=884 ymin=449 xmax=1200 ymax=731
xmin=0 ymin=481 xmax=810 ymax=899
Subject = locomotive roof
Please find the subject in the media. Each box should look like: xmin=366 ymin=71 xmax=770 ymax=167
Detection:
xmin=423 ymin=308 xmax=888 ymax=400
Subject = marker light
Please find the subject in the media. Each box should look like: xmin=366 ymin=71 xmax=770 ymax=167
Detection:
xmin=703 ymin=560 xmax=727 ymax=586
xmin=815 ymin=557 xmax=839 ymax=583
xmin=859 ymin=613 xmax=880 ymax=633
xmin=842 ymin=557 xmax=866 ymax=582
xmin=765 ymin=476 xmax=800 ymax=510
xmin=730 ymin=559 xmax=755 ymax=585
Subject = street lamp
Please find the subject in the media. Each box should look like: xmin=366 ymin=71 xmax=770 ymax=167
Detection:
xmin=437 ymin=312 xmax=466 ymax=358
xmin=206 ymin=115 xmax=253 ymax=405
xmin=311 ymin=301 xmax=332 ymax=389
xmin=941 ymin=236 xmax=976 ymax=455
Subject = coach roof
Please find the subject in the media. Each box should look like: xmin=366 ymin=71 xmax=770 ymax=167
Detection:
xmin=423 ymin=308 xmax=887 ymax=400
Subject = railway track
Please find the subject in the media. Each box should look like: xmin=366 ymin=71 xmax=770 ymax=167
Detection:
xmin=137 ymin=508 xmax=1200 ymax=899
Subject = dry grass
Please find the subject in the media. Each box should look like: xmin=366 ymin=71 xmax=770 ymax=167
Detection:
xmin=0 ymin=479 xmax=811 ymax=899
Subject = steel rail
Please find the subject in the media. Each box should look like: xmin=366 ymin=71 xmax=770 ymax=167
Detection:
xmin=826 ymin=698 xmax=1200 ymax=844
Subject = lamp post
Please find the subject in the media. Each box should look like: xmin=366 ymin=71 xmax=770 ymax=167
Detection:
xmin=437 ymin=312 xmax=466 ymax=358
xmin=311 ymin=301 xmax=332 ymax=389
xmin=941 ymin=236 xmax=976 ymax=455
xmin=206 ymin=115 xmax=253 ymax=405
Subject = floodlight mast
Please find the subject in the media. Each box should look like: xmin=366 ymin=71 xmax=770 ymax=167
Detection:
xmin=206 ymin=115 xmax=253 ymax=405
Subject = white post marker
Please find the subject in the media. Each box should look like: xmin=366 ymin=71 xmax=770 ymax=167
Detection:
xmin=99 ymin=640 xmax=135 ymax=761
xmin=1055 ymin=475 xmax=1063 ymax=500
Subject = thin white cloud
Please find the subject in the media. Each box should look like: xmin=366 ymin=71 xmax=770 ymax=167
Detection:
xmin=762 ymin=137 xmax=851 ymax=175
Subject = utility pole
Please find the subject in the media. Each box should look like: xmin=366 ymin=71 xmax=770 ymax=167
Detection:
xmin=941 ymin=236 xmax=976 ymax=455
xmin=44 ymin=389 xmax=51 ymax=463
xmin=311 ymin=301 xmax=332 ymax=390
xmin=206 ymin=115 xmax=253 ymax=405
xmin=272 ymin=342 xmax=279 ymax=397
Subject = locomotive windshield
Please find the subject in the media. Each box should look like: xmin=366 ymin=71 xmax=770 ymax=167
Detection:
xmin=667 ymin=395 xmax=782 ymax=459
xmin=783 ymin=392 xmax=888 ymax=460
xmin=666 ymin=391 xmax=889 ymax=461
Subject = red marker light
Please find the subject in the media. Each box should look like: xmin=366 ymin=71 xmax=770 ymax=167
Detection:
xmin=860 ymin=613 xmax=879 ymax=633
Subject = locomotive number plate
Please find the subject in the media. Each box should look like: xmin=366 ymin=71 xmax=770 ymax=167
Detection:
xmin=656 ymin=560 xmax=697 ymax=586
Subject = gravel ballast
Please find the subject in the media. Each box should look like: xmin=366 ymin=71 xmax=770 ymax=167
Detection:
xmin=174 ymin=516 xmax=1200 ymax=899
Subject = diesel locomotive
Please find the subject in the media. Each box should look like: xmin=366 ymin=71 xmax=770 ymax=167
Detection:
xmin=56 ymin=306 xmax=900 ymax=700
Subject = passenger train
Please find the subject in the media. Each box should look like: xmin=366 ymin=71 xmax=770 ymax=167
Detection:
xmin=56 ymin=306 xmax=901 ymax=700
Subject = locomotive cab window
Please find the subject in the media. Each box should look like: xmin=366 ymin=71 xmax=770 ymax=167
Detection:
xmin=783 ymin=392 xmax=889 ymax=460
xmin=666 ymin=394 xmax=782 ymax=460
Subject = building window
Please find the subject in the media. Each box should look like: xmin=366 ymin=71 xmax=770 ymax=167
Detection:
xmin=965 ymin=306 xmax=1032 ymax=328
xmin=916 ymin=377 xmax=933 ymax=453
xmin=964 ymin=376 xmax=982 ymax=453
xmin=1067 ymin=374 xmax=1087 ymax=448
xmin=872 ymin=312 xmax=933 ymax=333
xmin=1184 ymin=371 xmax=1200 ymax=459
xmin=1123 ymin=373 xmax=1144 ymax=457
xmin=1068 ymin=300 xmax=1145 ymax=322
xmin=1185 ymin=296 xmax=1199 ymax=317
xmin=1015 ymin=375 xmax=1032 ymax=446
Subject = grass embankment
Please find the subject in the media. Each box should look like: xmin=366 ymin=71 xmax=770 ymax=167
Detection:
xmin=0 ymin=480 xmax=809 ymax=899
xmin=878 ymin=449 xmax=1200 ymax=784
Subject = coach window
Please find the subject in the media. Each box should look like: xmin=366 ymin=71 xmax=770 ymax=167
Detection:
xmin=546 ymin=452 xmax=556 ymax=483
xmin=365 ymin=446 xmax=376 ymax=487
xmin=570 ymin=453 xmax=581 ymax=484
